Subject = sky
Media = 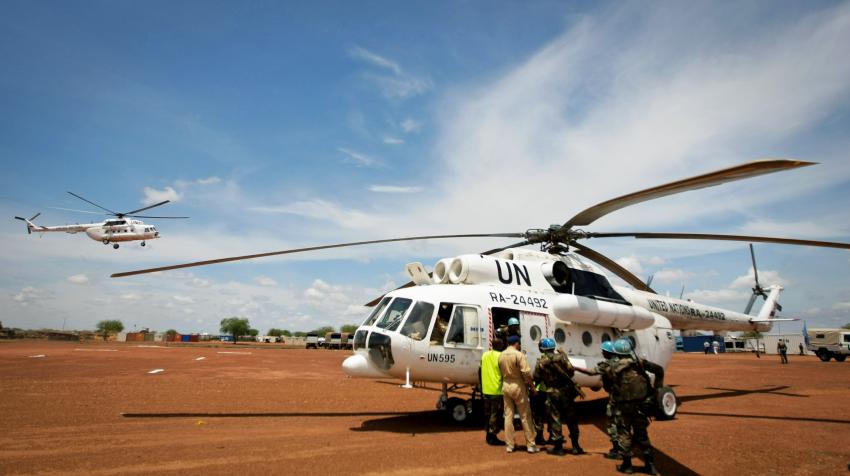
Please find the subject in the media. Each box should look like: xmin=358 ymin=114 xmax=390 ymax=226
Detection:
xmin=2 ymin=1 xmax=849 ymax=335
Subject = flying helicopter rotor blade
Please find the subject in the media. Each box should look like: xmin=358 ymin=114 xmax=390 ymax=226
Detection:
xmin=48 ymin=206 xmax=109 ymax=215
xmin=29 ymin=212 xmax=40 ymax=221
xmin=363 ymin=240 xmax=532 ymax=307
xmin=123 ymin=215 xmax=190 ymax=219
xmin=562 ymin=159 xmax=815 ymax=229
xmin=111 ymin=232 xmax=526 ymax=278
xmin=569 ymin=242 xmax=656 ymax=293
xmin=122 ymin=200 xmax=171 ymax=216
xmin=585 ymin=232 xmax=850 ymax=250
xmin=67 ymin=191 xmax=118 ymax=215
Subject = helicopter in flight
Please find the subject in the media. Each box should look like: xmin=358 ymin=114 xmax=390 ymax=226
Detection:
xmin=112 ymin=159 xmax=850 ymax=421
xmin=15 ymin=191 xmax=188 ymax=249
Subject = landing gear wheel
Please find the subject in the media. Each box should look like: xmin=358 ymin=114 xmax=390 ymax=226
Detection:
xmin=102 ymin=238 xmax=109 ymax=245
xmin=655 ymin=386 xmax=677 ymax=420
xmin=113 ymin=243 xmax=119 ymax=249
xmin=818 ymin=351 xmax=831 ymax=362
xmin=141 ymin=241 xmax=146 ymax=247
xmin=445 ymin=397 xmax=468 ymax=423
xmin=834 ymin=355 xmax=846 ymax=362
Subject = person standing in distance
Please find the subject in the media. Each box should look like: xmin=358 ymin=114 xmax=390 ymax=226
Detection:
xmin=480 ymin=337 xmax=506 ymax=446
xmin=777 ymin=339 xmax=789 ymax=364
xmin=499 ymin=335 xmax=539 ymax=454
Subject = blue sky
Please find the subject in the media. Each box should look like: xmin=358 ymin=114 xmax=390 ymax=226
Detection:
xmin=2 ymin=1 xmax=849 ymax=335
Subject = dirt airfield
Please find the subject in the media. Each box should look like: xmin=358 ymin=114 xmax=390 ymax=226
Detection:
xmin=1 ymin=341 xmax=848 ymax=476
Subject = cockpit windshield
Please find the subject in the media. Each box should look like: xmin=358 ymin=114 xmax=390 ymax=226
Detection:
xmin=363 ymin=297 xmax=390 ymax=326
xmin=376 ymin=298 xmax=412 ymax=331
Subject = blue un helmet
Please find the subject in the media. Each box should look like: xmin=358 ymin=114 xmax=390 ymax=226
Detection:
xmin=600 ymin=340 xmax=615 ymax=354
xmin=507 ymin=317 xmax=520 ymax=327
xmin=612 ymin=338 xmax=633 ymax=356
xmin=539 ymin=337 xmax=556 ymax=352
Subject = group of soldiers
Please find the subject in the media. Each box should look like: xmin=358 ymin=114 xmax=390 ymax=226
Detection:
xmin=479 ymin=318 xmax=665 ymax=475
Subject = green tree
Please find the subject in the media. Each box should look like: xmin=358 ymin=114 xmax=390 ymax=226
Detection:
xmin=267 ymin=328 xmax=284 ymax=337
xmin=165 ymin=329 xmax=179 ymax=337
xmin=220 ymin=317 xmax=250 ymax=341
xmin=340 ymin=324 xmax=358 ymax=334
xmin=248 ymin=328 xmax=259 ymax=337
xmin=293 ymin=331 xmax=306 ymax=337
xmin=841 ymin=323 xmax=850 ymax=330
xmin=741 ymin=330 xmax=763 ymax=339
xmin=313 ymin=325 xmax=335 ymax=337
xmin=282 ymin=329 xmax=292 ymax=337
xmin=96 ymin=320 xmax=124 ymax=341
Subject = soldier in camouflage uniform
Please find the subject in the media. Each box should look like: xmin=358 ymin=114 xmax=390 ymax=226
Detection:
xmin=575 ymin=340 xmax=621 ymax=459
xmin=607 ymin=338 xmax=664 ymax=475
xmin=532 ymin=338 xmax=585 ymax=456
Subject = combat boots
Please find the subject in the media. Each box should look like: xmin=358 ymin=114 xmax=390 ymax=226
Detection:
xmin=616 ymin=455 xmax=634 ymax=474
xmin=604 ymin=442 xmax=622 ymax=460
xmin=569 ymin=436 xmax=585 ymax=455
xmin=643 ymin=450 xmax=657 ymax=475
xmin=486 ymin=433 xmax=505 ymax=446
xmin=535 ymin=434 xmax=547 ymax=446
xmin=547 ymin=440 xmax=565 ymax=456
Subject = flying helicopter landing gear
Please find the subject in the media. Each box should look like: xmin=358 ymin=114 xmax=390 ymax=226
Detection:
xmin=113 ymin=243 xmax=119 ymax=249
xmin=141 ymin=241 xmax=146 ymax=247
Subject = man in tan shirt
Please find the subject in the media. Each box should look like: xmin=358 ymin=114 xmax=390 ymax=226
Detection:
xmin=498 ymin=335 xmax=539 ymax=453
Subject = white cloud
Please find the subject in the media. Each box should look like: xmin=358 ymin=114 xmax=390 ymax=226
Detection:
xmin=615 ymin=256 xmax=642 ymax=274
xmin=196 ymin=177 xmax=221 ymax=186
xmin=832 ymin=302 xmax=850 ymax=311
xmin=249 ymin=199 xmax=379 ymax=229
xmin=383 ymin=136 xmax=404 ymax=145
xmin=67 ymin=274 xmax=89 ymax=285
xmin=255 ymin=276 xmax=277 ymax=287
xmin=400 ymin=118 xmax=421 ymax=133
xmin=349 ymin=46 xmax=432 ymax=99
xmin=348 ymin=46 xmax=402 ymax=75
xmin=142 ymin=186 xmax=182 ymax=206
xmin=730 ymin=268 xmax=788 ymax=289
xmin=337 ymin=147 xmax=380 ymax=167
xmin=653 ymin=268 xmax=692 ymax=284
xmin=121 ymin=293 xmax=140 ymax=301
xmin=12 ymin=286 xmax=42 ymax=306
xmin=368 ymin=185 xmax=423 ymax=194
xmin=173 ymin=295 xmax=195 ymax=304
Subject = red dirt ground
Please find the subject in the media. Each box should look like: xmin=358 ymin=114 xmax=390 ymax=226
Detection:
xmin=1 ymin=341 xmax=848 ymax=475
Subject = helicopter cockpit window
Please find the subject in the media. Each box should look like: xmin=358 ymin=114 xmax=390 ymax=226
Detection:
xmin=399 ymin=301 xmax=435 ymax=341
xmin=445 ymin=305 xmax=480 ymax=348
xmin=353 ymin=330 xmax=368 ymax=350
xmin=566 ymin=269 xmax=628 ymax=303
xmin=363 ymin=297 xmax=391 ymax=326
xmin=376 ymin=298 xmax=412 ymax=331
xmin=430 ymin=303 xmax=454 ymax=344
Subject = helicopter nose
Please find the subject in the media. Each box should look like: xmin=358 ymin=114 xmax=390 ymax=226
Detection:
xmin=342 ymin=353 xmax=387 ymax=378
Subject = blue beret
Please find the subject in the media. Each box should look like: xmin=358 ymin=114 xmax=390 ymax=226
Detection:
xmin=507 ymin=335 xmax=520 ymax=345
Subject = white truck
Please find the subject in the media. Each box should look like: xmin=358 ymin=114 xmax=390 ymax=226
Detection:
xmin=807 ymin=328 xmax=850 ymax=362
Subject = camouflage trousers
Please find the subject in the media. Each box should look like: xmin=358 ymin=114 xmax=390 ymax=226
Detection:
xmin=544 ymin=388 xmax=579 ymax=443
xmin=613 ymin=401 xmax=651 ymax=457
xmin=530 ymin=392 xmax=549 ymax=436
xmin=605 ymin=400 xmax=618 ymax=444
xmin=483 ymin=394 xmax=503 ymax=436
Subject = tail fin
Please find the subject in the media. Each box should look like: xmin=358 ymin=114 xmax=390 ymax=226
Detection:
xmin=748 ymin=285 xmax=789 ymax=331
xmin=14 ymin=213 xmax=41 ymax=234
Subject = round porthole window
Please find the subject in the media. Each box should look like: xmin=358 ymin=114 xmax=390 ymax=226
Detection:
xmin=582 ymin=331 xmax=593 ymax=347
xmin=530 ymin=325 xmax=542 ymax=341
xmin=601 ymin=333 xmax=612 ymax=343
xmin=554 ymin=328 xmax=566 ymax=344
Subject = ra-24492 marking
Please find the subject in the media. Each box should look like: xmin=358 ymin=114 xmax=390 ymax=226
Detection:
xmin=488 ymin=292 xmax=548 ymax=309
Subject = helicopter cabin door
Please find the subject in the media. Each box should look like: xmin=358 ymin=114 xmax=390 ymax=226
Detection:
xmin=520 ymin=310 xmax=551 ymax=370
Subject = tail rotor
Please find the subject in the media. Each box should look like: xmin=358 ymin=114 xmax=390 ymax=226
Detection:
xmin=14 ymin=213 xmax=40 ymax=234
xmin=743 ymin=243 xmax=769 ymax=314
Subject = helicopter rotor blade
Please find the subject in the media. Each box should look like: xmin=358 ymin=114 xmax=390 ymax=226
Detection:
xmin=29 ymin=212 xmax=41 ymax=221
xmin=563 ymin=159 xmax=815 ymax=229
xmin=743 ymin=293 xmax=758 ymax=315
xmin=112 ymin=233 xmax=526 ymax=278
xmin=123 ymin=215 xmax=190 ymax=219
xmin=48 ymin=206 xmax=109 ymax=215
xmin=569 ymin=242 xmax=656 ymax=293
xmin=585 ymin=232 xmax=850 ymax=250
xmin=363 ymin=240 xmax=532 ymax=307
xmin=122 ymin=200 xmax=171 ymax=216
xmin=67 ymin=191 xmax=118 ymax=215
xmin=749 ymin=243 xmax=761 ymax=289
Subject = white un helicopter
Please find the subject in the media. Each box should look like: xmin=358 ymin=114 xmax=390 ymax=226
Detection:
xmin=112 ymin=159 xmax=850 ymax=422
xmin=15 ymin=191 xmax=188 ymax=249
